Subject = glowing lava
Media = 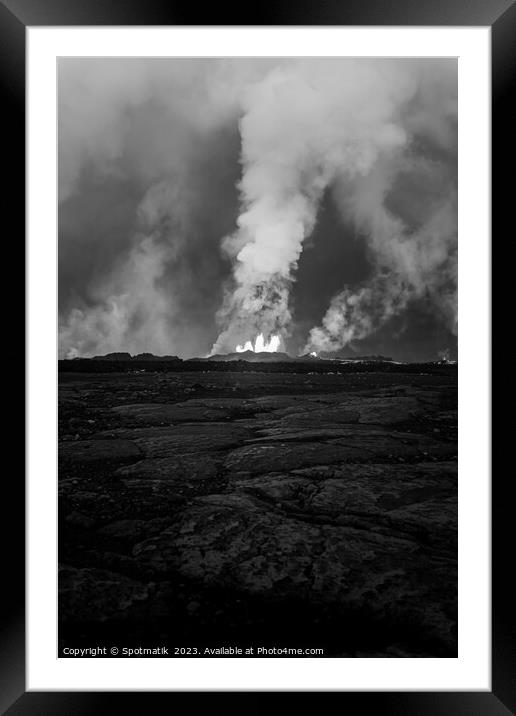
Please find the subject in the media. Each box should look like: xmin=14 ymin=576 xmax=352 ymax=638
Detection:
xmin=236 ymin=333 xmax=281 ymax=353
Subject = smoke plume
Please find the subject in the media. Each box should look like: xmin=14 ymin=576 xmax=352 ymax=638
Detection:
xmin=306 ymin=151 xmax=457 ymax=352
xmin=210 ymin=59 xmax=456 ymax=354
xmin=58 ymin=58 xmax=457 ymax=360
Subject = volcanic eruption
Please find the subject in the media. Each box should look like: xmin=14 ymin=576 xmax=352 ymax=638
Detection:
xmin=236 ymin=333 xmax=282 ymax=353
xmin=58 ymin=59 xmax=457 ymax=361
xmin=210 ymin=59 xmax=457 ymax=359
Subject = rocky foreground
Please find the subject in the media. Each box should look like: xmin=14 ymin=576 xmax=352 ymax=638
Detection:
xmin=59 ymin=368 xmax=457 ymax=657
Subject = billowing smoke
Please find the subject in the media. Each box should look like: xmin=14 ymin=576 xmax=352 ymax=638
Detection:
xmin=58 ymin=59 xmax=255 ymax=358
xmin=59 ymin=180 xmax=190 ymax=358
xmin=211 ymin=60 xmax=428 ymax=353
xmin=307 ymin=150 xmax=457 ymax=352
xmin=58 ymin=58 xmax=457 ymax=360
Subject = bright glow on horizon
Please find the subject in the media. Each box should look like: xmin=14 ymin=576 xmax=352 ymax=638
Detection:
xmin=236 ymin=333 xmax=281 ymax=353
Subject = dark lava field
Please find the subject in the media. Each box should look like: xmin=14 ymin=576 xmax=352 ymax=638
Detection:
xmin=58 ymin=365 xmax=457 ymax=657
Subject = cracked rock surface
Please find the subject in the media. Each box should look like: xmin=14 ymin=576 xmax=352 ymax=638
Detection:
xmin=59 ymin=367 xmax=457 ymax=656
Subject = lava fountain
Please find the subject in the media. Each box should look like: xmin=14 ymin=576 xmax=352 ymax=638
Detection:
xmin=236 ymin=333 xmax=281 ymax=353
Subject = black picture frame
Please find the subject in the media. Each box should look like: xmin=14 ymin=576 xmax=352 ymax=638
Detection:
xmin=2 ymin=0 xmax=511 ymax=710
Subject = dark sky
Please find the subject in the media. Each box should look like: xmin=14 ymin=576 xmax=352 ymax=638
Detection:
xmin=58 ymin=58 xmax=457 ymax=361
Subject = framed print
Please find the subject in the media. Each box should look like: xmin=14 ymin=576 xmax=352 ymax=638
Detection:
xmin=2 ymin=0 xmax=512 ymax=708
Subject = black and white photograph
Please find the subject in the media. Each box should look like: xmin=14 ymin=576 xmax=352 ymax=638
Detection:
xmin=57 ymin=56 xmax=459 ymax=659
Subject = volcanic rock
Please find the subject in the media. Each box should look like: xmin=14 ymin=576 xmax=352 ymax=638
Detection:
xmin=203 ymin=350 xmax=294 ymax=362
xmin=133 ymin=487 xmax=456 ymax=651
xmin=59 ymin=439 xmax=142 ymax=466
xmin=59 ymin=565 xmax=150 ymax=623
xmin=111 ymin=402 xmax=229 ymax=424
xmin=59 ymin=367 xmax=458 ymax=655
xmin=103 ymin=423 xmax=251 ymax=457
xmin=117 ymin=453 xmax=221 ymax=484
xmin=225 ymin=430 xmax=454 ymax=474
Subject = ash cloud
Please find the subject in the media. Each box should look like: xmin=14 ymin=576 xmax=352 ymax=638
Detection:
xmin=59 ymin=58 xmax=457 ymax=361
xmin=59 ymin=59 xmax=250 ymax=358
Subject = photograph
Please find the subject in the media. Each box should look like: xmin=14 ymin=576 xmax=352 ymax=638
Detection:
xmin=57 ymin=56 xmax=459 ymax=659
